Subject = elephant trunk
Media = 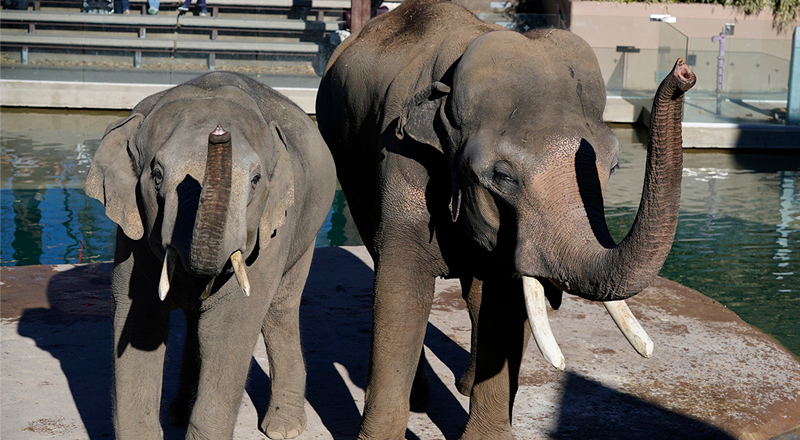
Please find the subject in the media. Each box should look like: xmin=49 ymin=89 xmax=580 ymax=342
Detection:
xmin=520 ymin=60 xmax=693 ymax=369
xmin=564 ymin=59 xmax=696 ymax=302
xmin=190 ymin=125 xmax=233 ymax=278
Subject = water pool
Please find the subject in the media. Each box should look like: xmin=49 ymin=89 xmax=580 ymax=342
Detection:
xmin=1 ymin=109 xmax=798 ymax=358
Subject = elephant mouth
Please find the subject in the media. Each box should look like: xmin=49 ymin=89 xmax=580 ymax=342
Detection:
xmin=522 ymin=276 xmax=653 ymax=370
xmin=158 ymin=247 xmax=251 ymax=301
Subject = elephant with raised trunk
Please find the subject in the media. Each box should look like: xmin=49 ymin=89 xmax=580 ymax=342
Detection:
xmin=86 ymin=71 xmax=336 ymax=440
xmin=316 ymin=0 xmax=696 ymax=437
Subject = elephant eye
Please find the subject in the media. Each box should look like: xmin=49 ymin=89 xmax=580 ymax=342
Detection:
xmin=494 ymin=171 xmax=515 ymax=183
xmin=152 ymin=166 xmax=164 ymax=189
xmin=491 ymin=165 xmax=518 ymax=194
xmin=251 ymin=173 xmax=261 ymax=191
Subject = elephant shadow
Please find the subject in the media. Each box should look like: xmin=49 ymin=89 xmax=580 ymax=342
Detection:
xmin=16 ymin=263 xmax=117 ymax=439
xmin=14 ymin=262 xmax=194 ymax=439
xmin=553 ymin=373 xmax=736 ymax=440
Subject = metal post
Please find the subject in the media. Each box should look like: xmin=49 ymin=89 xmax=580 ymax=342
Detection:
xmin=712 ymin=31 xmax=726 ymax=115
xmin=134 ymin=51 xmax=142 ymax=68
xmin=788 ymin=26 xmax=800 ymax=125
xmin=21 ymin=46 xmax=28 ymax=64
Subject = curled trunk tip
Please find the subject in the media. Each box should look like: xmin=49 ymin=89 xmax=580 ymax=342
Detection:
xmin=209 ymin=125 xmax=231 ymax=144
xmin=672 ymin=58 xmax=697 ymax=92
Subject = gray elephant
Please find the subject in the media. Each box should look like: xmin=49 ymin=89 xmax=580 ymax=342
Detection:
xmin=316 ymin=0 xmax=696 ymax=438
xmin=86 ymin=71 xmax=336 ymax=439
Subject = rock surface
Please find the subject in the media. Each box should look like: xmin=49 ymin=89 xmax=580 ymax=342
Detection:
xmin=1 ymin=246 xmax=799 ymax=439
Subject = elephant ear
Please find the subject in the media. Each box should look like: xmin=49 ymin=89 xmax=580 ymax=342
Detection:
xmin=396 ymin=81 xmax=452 ymax=153
xmin=260 ymin=121 xmax=295 ymax=249
xmin=85 ymin=113 xmax=145 ymax=240
xmin=396 ymin=81 xmax=462 ymax=222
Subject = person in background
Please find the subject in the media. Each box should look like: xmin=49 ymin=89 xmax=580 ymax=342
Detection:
xmin=177 ymin=0 xmax=206 ymax=16
xmin=2 ymin=0 xmax=28 ymax=9
xmin=147 ymin=0 xmax=158 ymax=14
xmin=114 ymin=0 xmax=129 ymax=14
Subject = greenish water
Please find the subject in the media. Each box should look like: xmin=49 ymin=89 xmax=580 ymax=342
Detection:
xmin=1 ymin=110 xmax=797 ymax=358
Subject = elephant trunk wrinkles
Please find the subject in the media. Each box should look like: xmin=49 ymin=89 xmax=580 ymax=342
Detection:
xmin=569 ymin=59 xmax=696 ymax=302
xmin=190 ymin=125 xmax=233 ymax=277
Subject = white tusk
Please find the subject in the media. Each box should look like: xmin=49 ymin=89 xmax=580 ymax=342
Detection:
xmin=522 ymin=277 xmax=565 ymax=370
xmin=230 ymin=250 xmax=250 ymax=297
xmin=200 ymin=276 xmax=215 ymax=301
xmin=603 ymin=300 xmax=654 ymax=358
xmin=158 ymin=248 xmax=177 ymax=301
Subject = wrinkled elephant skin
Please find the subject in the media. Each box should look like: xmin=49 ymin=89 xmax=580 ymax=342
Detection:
xmin=316 ymin=0 xmax=695 ymax=438
xmin=86 ymin=72 xmax=336 ymax=440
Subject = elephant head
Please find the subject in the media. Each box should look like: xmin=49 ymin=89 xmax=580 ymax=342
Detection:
xmin=86 ymin=84 xmax=295 ymax=300
xmin=398 ymin=29 xmax=695 ymax=368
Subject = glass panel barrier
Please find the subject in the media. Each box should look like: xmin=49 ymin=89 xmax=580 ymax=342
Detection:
xmin=684 ymin=33 xmax=791 ymax=124
xmin=657 ymin=21 xmax=688 ymax=88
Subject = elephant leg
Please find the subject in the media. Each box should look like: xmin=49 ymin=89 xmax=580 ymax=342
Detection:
xmin=112 ymin=250 xmax=171 ymax=440
xmin=169 ymin=308 xmax=201 ymax=426
xmin=358 ymin=253 xmax=435 ymax=439
xmin=260 ymin=245 xmax=314 ymax=439
xmin=187 ymin=282 xmax=269 ymax=440
xmin=458 ymin=276 xmax=483 ymax=397
xmin=461 ymin=277 xmax=529 ymax=440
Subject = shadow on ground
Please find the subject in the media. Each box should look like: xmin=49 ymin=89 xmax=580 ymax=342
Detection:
xmin=552 ymin=373 xmax=735 ymax=440
xmin=12 ymin=247 xmax=736 ymax=439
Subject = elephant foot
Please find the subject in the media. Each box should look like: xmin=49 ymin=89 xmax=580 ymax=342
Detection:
xmin=261 ymin=402 xmax=306 ymax=439
xmin=461 ymin=412 xmax=514 ymax=440
xmin=167 ymin=396 xmax=194 ymax=426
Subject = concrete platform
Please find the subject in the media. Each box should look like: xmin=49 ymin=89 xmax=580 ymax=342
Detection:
xmin=2 ymin=246 xmax=800 ymax=439
xmin=0 ymin=79 xmax=319 ymax=114
xmin=3 ymin=78 xmax=799 ymax=149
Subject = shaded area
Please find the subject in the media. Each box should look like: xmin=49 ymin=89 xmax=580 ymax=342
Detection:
xmin=552 ymin=373 xmax=736 ymax=439
xmin=14 ymin=263 xmax=115 ymax=439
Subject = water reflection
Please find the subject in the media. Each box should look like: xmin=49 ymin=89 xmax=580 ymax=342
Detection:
xmin=774 ymin=171 xmax=796 ymax=281
xmin=9 ymin=188 xmax=43 ymax=265
xmin=1 ymin=109 xmax=119 ymax=265
xmin=321 ymin=189 xmax=363 ymax=247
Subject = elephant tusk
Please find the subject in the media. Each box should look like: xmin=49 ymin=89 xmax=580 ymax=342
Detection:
xmin=522 ymin=277 xmax=565 ymax=370
xmin=230 ymin=250 xmax=250 ymax=297
xmin=603 ymin=300 xmax=653 ymax=358
xmin=158 ymin=248 xmax=177 ymax=301
xmin=200 ymin=276 xmax=215 ymax=301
